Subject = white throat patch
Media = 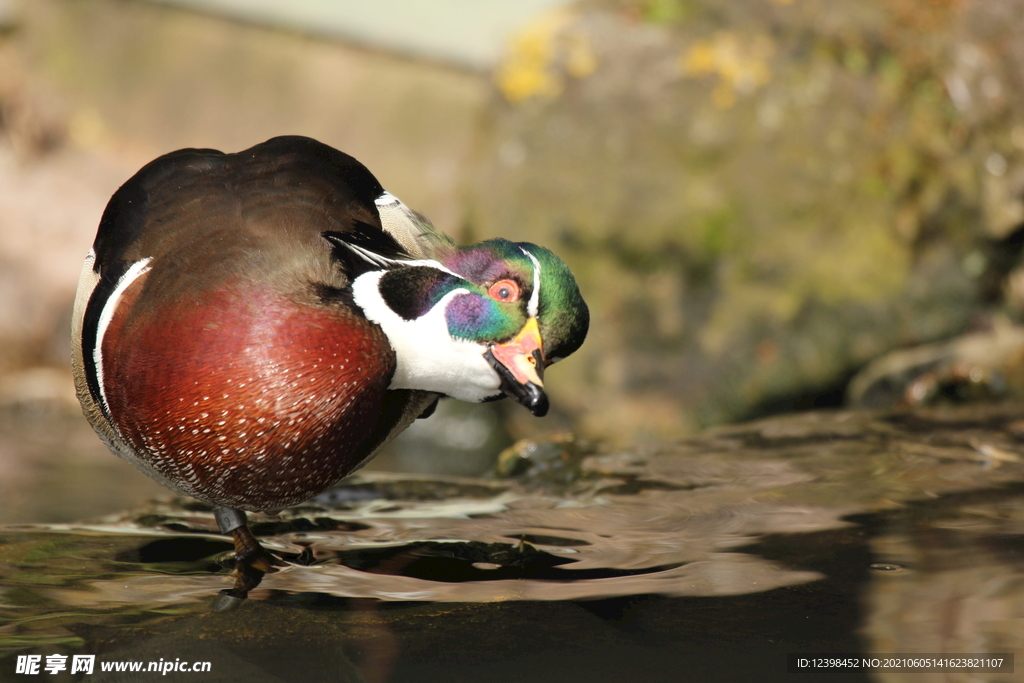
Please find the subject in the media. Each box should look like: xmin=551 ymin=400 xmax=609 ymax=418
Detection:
xmin=350 ymin=269 xmax=502 ymax=402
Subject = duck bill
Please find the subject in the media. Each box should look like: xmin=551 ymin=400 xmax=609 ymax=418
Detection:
xmin=484 ymin=317 xmax=549 ymax=417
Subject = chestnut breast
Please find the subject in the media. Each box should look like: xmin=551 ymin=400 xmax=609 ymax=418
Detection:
xmin=79 ymin=137 xmax=423 ymax=512
xmin=100 ymin=269 xmax=396 ymax=512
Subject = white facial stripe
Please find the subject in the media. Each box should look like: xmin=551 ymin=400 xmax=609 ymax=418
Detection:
xmin=520 ymin=247 xmax=542 ymax=318
xmin=351 ymin=270 xmax=502 ymax=402
xmin=94 ymin=257 xmax=152 ymax=412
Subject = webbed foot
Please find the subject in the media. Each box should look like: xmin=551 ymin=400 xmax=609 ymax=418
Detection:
xmin=211 ymin=506 xmax=284 ymax=607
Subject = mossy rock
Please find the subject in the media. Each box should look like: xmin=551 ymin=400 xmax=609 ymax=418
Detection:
xmin=471 ymin=0 xmax=1024 ymax=440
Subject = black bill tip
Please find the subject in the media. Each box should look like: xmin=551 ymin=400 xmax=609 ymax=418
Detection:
xmin=484 ymin=349 xmax=550 ymax=417
xmin=520 ymin=381 xmax=549 ymax=417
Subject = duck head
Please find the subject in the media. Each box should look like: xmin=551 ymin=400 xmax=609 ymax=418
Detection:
xmin=326 ymin=223 xmax=588 ymax=417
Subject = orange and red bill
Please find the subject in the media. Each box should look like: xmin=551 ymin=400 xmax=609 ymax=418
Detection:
xmin=484 ymin=317 xmax=549 ymax=417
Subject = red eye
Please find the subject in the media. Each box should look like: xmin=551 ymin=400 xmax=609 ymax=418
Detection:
xmin=488 ymin=279 xmax=520 ymax=303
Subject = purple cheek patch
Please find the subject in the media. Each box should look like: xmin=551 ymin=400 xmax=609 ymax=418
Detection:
xmin=445 ymin=293 xmax=488 ymax=338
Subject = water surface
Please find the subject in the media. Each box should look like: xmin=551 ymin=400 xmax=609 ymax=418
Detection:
xmin=2 ymin=406 xmax=1023 ymax=682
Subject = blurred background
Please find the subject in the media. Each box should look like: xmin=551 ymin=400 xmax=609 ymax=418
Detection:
xmin=4 ymin=0 xmax=1024 ymax=521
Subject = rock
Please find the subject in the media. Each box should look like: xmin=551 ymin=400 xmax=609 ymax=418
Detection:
xmin=470 ymin=0 xmax=1024 ymax=440
xmin=848 ymin=318 xmax=1024 ymax=408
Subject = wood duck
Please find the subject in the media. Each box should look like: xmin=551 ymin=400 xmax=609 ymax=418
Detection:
xmin=70 ymin=136 xmax=588 ymax=603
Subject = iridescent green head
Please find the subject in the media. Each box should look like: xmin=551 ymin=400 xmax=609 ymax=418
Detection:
xmin=334 ymin=212 xmax=588 ymax=417
xmin=437 ymin=238 xmax=589 ymax=363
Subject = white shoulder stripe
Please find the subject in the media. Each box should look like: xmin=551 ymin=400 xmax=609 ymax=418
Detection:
xmin=93 ymin=257 xmax=152 ymax=412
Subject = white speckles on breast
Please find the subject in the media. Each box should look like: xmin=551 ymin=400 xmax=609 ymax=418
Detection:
xmin=113 ymin=294 xmax=400 ymax=512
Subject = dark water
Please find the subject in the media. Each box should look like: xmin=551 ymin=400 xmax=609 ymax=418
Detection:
xmin=2 ymin=406 xmax=1024 ymax=682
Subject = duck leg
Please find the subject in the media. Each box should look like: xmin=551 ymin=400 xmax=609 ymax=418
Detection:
xmin=211 ymin=506 xmax=280 ymax=609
